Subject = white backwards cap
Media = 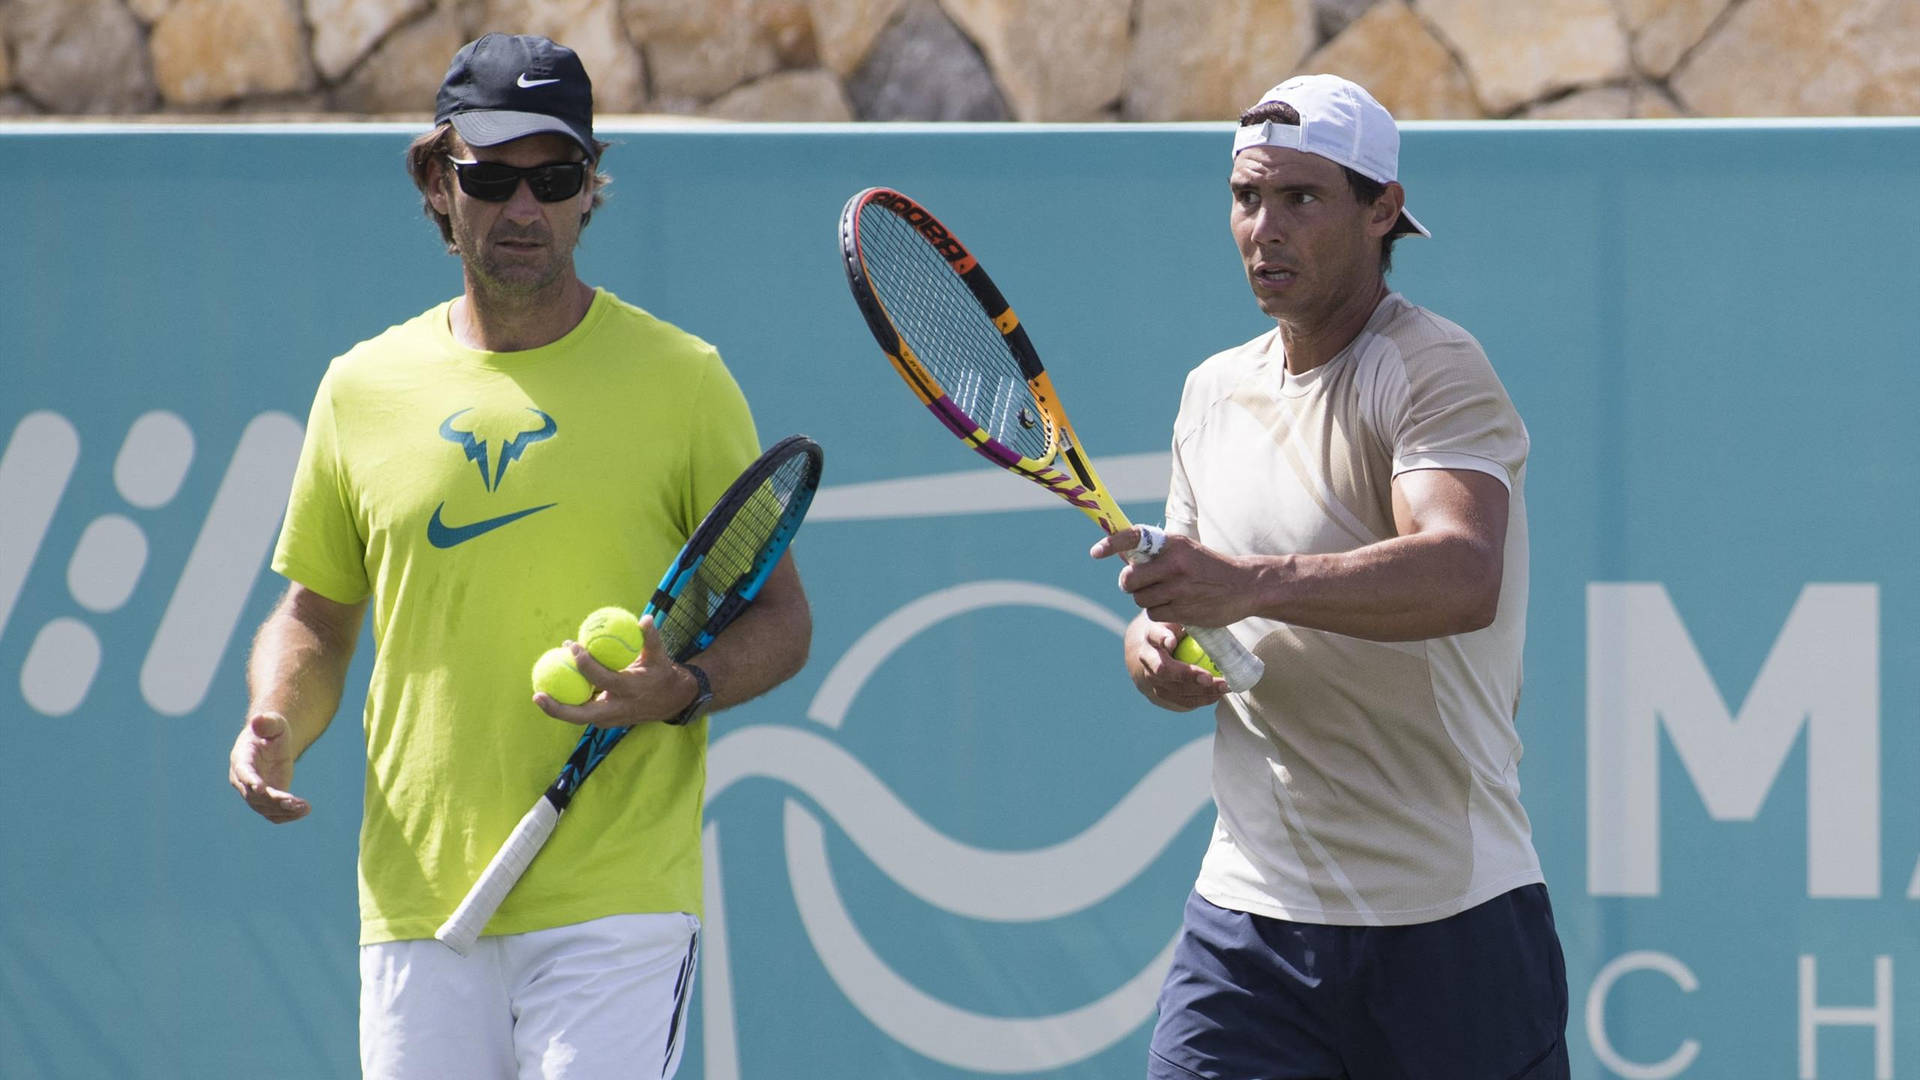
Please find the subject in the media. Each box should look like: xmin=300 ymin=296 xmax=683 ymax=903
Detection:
xmin=1233 ymin=74 xmax=1430 ymax=238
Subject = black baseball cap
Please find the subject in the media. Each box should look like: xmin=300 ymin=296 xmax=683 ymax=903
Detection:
xmin=435 ymin=34 xmax=597 ymax=161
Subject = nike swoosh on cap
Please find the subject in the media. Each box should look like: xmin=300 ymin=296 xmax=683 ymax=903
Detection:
xmin=427 ymin=502 xmax=558 ymax=549
xmin=517 ymin=73 xmax=561 ymax=88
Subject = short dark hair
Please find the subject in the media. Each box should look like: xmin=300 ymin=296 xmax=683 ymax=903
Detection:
xmin=404 ymin=123 xmax=612 ymax=252
xmin=1237 ymin=100 xmax=1401 ymax=274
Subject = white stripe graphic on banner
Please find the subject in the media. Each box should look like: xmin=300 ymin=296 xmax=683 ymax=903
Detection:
xmin=0 ymin=412 xmax=79 ymax=644
xmin=140 ymin=412 xmax=303 ymax=716
xmin=808 ymin=452 xmax=1171 ymax=521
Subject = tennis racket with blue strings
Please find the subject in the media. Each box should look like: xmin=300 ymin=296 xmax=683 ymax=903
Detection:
xmin=436 ymin=434 xmax=824 ymax=955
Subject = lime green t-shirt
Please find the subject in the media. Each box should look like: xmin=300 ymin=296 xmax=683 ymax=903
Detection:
xmin=272 ymin=289 xmax=759 ymax=945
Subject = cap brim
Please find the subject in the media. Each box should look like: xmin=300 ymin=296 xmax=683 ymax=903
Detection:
xmin=448 ymin=111 xmax=595 ymax=160
xmin=1394 ymin=209 xmax=1431 ymax=239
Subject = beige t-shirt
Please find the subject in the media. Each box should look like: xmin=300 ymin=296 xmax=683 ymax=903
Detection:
xmin=1167 ymin=292 xmax=1541 ymax=926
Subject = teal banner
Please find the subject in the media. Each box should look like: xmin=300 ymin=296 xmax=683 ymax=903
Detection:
xmin=2 ymin=119 xmax=1916 ymax=1078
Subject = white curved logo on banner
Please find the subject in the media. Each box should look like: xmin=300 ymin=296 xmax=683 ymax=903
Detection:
xmin=703 ymin=580 xmax=1212 ymax=1075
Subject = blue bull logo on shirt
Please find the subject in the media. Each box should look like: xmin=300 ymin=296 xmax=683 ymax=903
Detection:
xmin=438 ymin=407 xmax=558 ymax=492
xmin=427 ymin=408 xmax=561 ymax=549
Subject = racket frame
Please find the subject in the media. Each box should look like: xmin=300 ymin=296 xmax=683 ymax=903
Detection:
xmin=840 ymin=188 xmax=1263 ymax=692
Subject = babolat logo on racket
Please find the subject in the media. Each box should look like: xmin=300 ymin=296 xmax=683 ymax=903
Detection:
xmin=876 ymin=192 xmax=970 ymax=264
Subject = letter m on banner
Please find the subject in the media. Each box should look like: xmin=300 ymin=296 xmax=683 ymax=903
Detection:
xmin=1587 ymin=584 xmax=1879 ymax=898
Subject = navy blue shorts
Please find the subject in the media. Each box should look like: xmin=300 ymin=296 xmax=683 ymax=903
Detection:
xmin=1147 ymin=886 xmax=1568 ymax=1080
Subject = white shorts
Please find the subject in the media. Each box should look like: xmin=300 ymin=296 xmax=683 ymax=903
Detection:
xmin=360 ymin=912 xmax=700 ymax=1080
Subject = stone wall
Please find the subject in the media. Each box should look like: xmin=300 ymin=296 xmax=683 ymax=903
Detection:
xmin=1 ymin=0 xmax=1914 ymax=122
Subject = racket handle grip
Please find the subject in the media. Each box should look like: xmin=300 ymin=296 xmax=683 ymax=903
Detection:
xmin=1127 ymin=525 xmax=1265 ymax=693
xmin=434 ymin=797 xmax=562 ymax=956
xmin=1182 ymin=625 xmax=1264 ymax=693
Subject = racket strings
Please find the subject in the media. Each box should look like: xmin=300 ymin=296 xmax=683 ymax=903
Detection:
xmin=656 ymin=451 xmax=814 ymax=661
xmin=856 ymin=205 xmax=1051 ymax=462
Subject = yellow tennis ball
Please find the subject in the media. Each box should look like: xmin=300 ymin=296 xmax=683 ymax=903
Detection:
xmin=531 ymin=646 xmax=594 ymax=706
xmin=578 ymin=606 xmax=643 ymax=670
xmin=1172 ymin=635 xmax=1223 ymax=678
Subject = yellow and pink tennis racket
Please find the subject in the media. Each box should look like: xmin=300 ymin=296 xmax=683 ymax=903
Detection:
xmin=838 ymin=187 xmax=1263 ymax=692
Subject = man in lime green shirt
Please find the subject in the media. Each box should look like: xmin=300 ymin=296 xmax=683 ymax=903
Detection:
xmin=227 ymin=34 xmax=811 ymax=1079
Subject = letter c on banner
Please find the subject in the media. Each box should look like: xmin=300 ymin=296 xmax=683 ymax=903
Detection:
xmin=1586 ymin=951 xmax=1702 ymax=1080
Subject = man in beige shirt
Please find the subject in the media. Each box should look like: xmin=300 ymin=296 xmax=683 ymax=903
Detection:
xmin=1095 ymin=74 xmax=1568 ymax=1079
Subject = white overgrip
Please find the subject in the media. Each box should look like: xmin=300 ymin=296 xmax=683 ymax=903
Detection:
xmin=1182 ymin=625 xmax=1264 ymax=693
xmin=1126 ymin=525 xmax=1265 ymax=693
xmin=434 ymin=797 xmax=562 ymax=956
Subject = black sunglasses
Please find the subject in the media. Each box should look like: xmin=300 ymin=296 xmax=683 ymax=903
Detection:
xmin=444 ymin=156 xmax=589 ymax=203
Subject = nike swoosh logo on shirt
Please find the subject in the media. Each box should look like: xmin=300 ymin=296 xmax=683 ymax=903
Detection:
xmin=517 ymin=74 xmax=561 ymax=88
xmin=427 ymin=502 xmax=557 ymax=548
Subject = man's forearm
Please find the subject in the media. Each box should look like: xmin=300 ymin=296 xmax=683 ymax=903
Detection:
xmin=246 ymin=587 xmax=366 ymax=756
xmin=687 ymin=555 xmax=811 ymax=712
xmin=1245 ymin=529 xmax=1502 ymax=642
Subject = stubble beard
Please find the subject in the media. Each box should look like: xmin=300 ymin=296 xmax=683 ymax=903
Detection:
xmin=451 ymin=207 xmax=573 ymax=302
xmin=475 ymin=232 xmax=568 ymax=300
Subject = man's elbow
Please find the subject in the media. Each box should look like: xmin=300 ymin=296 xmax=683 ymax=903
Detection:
xmin=1453 ymin=598 xmax=1498 ymax=635
xmin=778 ymin=604 xmax=814 ymax=683
xmin=784 ymin=631 xmax=812 ymax=683
xmin=1448 ymin=545 xmax=1504 ymax=634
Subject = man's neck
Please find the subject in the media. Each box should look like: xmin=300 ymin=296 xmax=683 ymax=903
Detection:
xmin=1278 ymin=278 xmax=1388 ymax=375
xmin=451 ymin=277 xmax=595 ymax=353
